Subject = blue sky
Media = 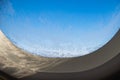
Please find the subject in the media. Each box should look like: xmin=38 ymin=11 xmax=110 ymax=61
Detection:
xmin=0 ymin=0 xmax=120 ymax=57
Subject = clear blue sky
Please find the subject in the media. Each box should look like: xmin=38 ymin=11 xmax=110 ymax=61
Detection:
xmin=0 ymin=0 xmax=120 ymax=57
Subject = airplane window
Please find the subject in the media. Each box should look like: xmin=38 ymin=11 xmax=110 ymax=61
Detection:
xmin=0 ymin=0 xmax=120 ymax=58
xmin=0 ymin=0 xmax=120 ymax=80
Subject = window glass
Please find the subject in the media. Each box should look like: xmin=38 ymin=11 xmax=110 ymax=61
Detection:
xmin=0 ymin=0 xmax=120 ymax=57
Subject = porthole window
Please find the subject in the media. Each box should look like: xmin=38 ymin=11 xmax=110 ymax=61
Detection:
xmin=0 ymin=0 xmax=120 ymax=58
